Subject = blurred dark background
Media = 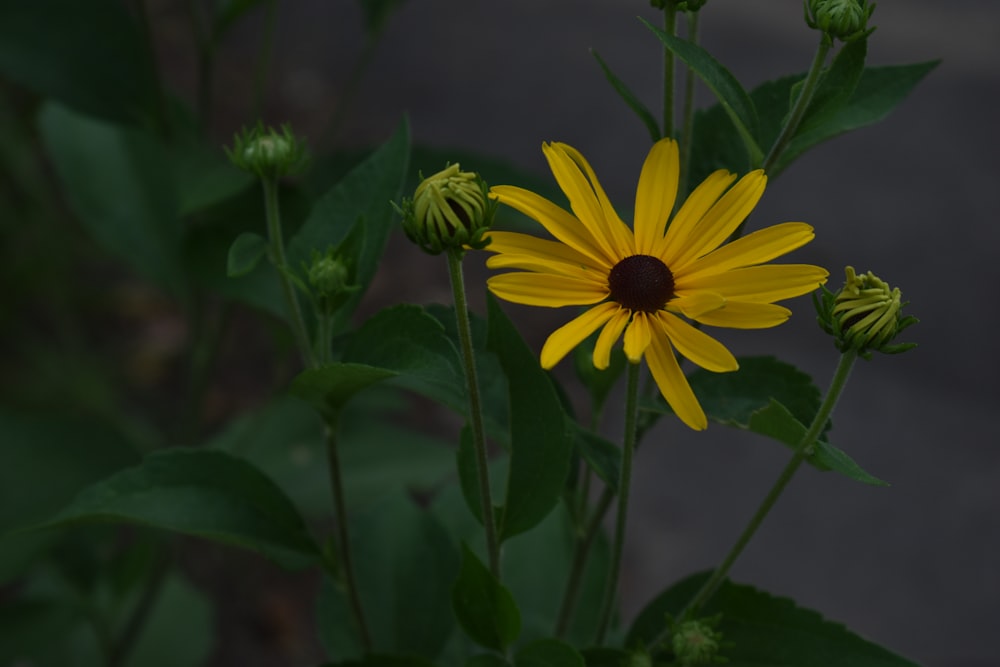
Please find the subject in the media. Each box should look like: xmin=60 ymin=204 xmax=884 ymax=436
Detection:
xmin=4 ymin=0 xmax=998 ymax=665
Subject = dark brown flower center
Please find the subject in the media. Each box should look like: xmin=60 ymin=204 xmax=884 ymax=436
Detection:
xmin=608 ymin=254 xmax=675 ymax=313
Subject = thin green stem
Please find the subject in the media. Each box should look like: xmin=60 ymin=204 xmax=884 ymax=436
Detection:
xmin=761 ymin=36 xmax=833 ymax=173
xmin=668 ymin=350 xmax=859 ymax=631
xmin=260 ymin=176 xmax=316 ymax=368
xmin=661 ymin=5 xmax=678 ymax=139
xmin=677 ymin=10 xmax=700 ymax=200
xmin=594 ymin=362 xmax=642 ymax=645
xmin=555 ymin=486 xmax=614 ymax=639
xmin=446 ymin=249 xmax=501 ymax=578
xmin=324 ymin=418 xmax=373 ymax=652
xmin=108 ymin=550 xmax=171 ymax=667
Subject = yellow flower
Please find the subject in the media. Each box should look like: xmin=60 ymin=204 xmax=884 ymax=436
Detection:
xmin=486 ymin=138 xmax=828 ymax=430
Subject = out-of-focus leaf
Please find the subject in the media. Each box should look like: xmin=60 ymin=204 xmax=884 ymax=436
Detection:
xmin=514 ymin=639 xmax=584 ymax=667
xmin=798 ymin=37 xmax=868 ymax=132
xmin=452 ymin=544 xmax=521 ymax=652
xmin=290 ymin=363 xmax=397 ymax=415
xmin=591 ymin=49 xmax=660 ymax=142
xmin=226 ymin=231 xmax=268 ymax=277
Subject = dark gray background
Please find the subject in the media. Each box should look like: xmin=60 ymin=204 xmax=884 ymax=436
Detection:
xmin=167 ymin=1 xmax=998 ymax=664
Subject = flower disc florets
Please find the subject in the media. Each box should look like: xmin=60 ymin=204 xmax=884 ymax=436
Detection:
xmin=608 ymin=255 xmax=675 ymax=313
xmin=227 ymin=123 xmax=308 ymax=179
xmin=396 ymin=164 xmax=496 ymax=255
xmin=816 ymin=266 xmax=916 ymax=357
xmin=805 ymin=0 xmax=875 ymax=43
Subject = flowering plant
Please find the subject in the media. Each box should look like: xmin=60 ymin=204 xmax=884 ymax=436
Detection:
xmin=1 ymin=1 xmax=933 ymax=666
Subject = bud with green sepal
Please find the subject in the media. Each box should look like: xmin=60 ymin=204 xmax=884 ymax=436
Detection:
xmin=395 ymin=164 xmax=496 ymax=255
xmin=671 ymin=616 xmax=726 ymax=666
xmin=805 ymin=0 xmax=876 ymax=44
xmin=815 ymin=266 xmax=917 ymax=358
xmin=226 ymin=122 xmax=309 ymax=179
xmin=305 ymin=247 xmax=359 ymax=317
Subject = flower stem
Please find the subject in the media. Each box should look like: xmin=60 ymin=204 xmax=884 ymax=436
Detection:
xmin=324 ymin=417 xmax=373 ymax=652
xmin=555 ymin=486 xmax=614 ymax=639
xmin=447 ymin=249 xmax=501 ymax=578
xmin=260 ymin=176 xmax=316 ymax=368
xmin=761 ymin=36 xmax=833 ymax=173
xmin=661 ymin=5 xmax=678 ymax=139
xmin=677 ymin=9 xmax=700 ymax=200
xmin=674 ymin=349 xmax=858 ymax=623
xmin=594 ymin=361 xmax=642 ymax=645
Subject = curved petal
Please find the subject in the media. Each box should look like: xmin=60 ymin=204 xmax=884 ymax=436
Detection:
xmin=656 ymin=311 xmax=738 ymax=372
xmin=592 ymin=307 xmax=630 ymax=369
xmin=660 ymin=169 xmax=736 ymax=263
xmin=671 ymin=170 xmax=768 ymax=267
xmin=667 ymin=292 xmax=726 ymax=319
xmin=540 ymin=302 xmax=619 ymax=369
xmin=634 ymin=138 xmax=680 ymax=255
xmin=486 ymin=231 xmax=601 ymax=270
xmin=542 ymin=144 xmax=629 ymax=262
xmin=692 ymin=301 xmax=791 ymax=329
xmin=488 ymin=273 xmax=608 ymax=307
xmin=622 ymin=311 xmax=653 ymax=363
xmin=486 ymin=253 xmax=608 ymax=281
xmin=678 ymin=222 xmax=815 ymax=280
xmin=646 ymin=334 xmax=707 ymax=430
xmin=556 ymin=142 xmax=635 ymax=257
xmin=490 ymin=185 xmax=612 ymax=268
xmin=684 ymin=264 xmax=828 ymax=303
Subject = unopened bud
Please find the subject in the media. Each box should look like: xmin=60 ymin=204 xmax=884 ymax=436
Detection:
xmin=227 ymin=123 xmax=308 ymax=179
xmin=395 ymin=164 xmax=495 ymax=255
xmin=305 ymin=247 xmax=358 ymax=315
xmin=672 ymin=618 xmax=724 ymax=666
xmin=805 ymin=0 xmax=875 ymax=43
xmin=816 ymin=266 xmax=917 ymax=357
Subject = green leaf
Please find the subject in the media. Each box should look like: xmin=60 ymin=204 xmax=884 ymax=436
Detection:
xmin=171 ymin=142 xmax=254 ymax=216
xmin=456 ymin=425 xmax=487 ymax=524
xmin=776 ymin=60 xmax=939 ymax=173
xmin=641 ymin=18 xmax=762 ymax=164
xmin=0 ymin=0 xmax=157 ymax=125
xmin=580 ymin=648 xmax=631 ymax=667
xmin=515 ymin=639 xmax=584 ymax=667
xmin=452 ymin=544 xmax=521 ymax=652
xmin=120 ymin=573 xmax=213 ymax=667
xmin=591 ymin=49 xmax=660 ymax=142
xmin=37 ymin=103 xmax=185 ymax=295
xmin=226 ymin=231 xmax=268 ymax=277
xmin=749 ymin=400 xmax=888 ymax=486
xmin=573 ymin=425 xmax=620 ymax=493
xmin=288 ymin=119 xmax=410 ymax=328
xmin=628 ymin=572 xmax=919 ymax=667
xmin=487 ymin=297 xmax=573 ymax=542
xmin=39 ymin=449 xmax=323 ymax=569
xmin=798 ymin=37 xmax=868 ymax=132
xmin=289 ymin=363 xmax=398 ymax=415
xmin=319 ymin=491 xmax=458 ymax=661
xmin=466 ymin=656 xmax=511 ymax=667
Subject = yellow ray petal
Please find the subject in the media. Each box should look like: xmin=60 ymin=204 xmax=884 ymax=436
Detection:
xmin=678 ymin=222 xmax=815 ymax=281
xmin=656 ymin=311 xmax=738 ymax=373
xmin=646 ymin=334 xmax=707 ymax=430
xmin=490 ymin=185 xmax=612 ymax=268
xmin=634 ymin=138 xmax=679 ymax=255
xmin=671 ymin=170 xmax=767 ymax=267
xmin=692 ymin=301 xmax=791 ymax=329
xmin=660 ymin=169 xmax=736 ymax=263
xmin=668 ymin=292 xmax=726 ymax=319
xmin=593 ymin=307 xmax=629 ymax=369
xmin=486 ymin=253 xmax=608 ymax=282
xmin=541 ymin=302 xmax=619 ymax=369
xmin=556 ymin=143 xmax=636 ymax=258
xmin=622 ymin=311 xmax=653 ymax=362
xmin=486 ymin=231 xmax=600 ymax=270
xmin=488 ymin=273 xmax=608 ymax=307
xmin=685 ymin=264 xmax=828 ymax=303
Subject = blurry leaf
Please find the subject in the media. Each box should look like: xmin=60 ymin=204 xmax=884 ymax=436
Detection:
xmin=487 ymin=297 xmax=573 ymax=542
xmin=123 ymin=574 xmax=212 ymax=667
xmin=466 ymin=656 xmax=511 ymax=667
xmin=226 ymin=231 xmax=268 ymax=277
xmin=749 ymin=400 xmax=888 ymax=486
xmin=515 ymin=639 xmax=584 ymax=667
xmin=322 ymin=657 xmax=437 ymax=667
xmin=0 ymin=0 xmax=157 ymax=125
xmin=0 ymin=592 xmax=85 ymax=664
xmin=457 ymin=425 xmax=486 ymax=524
xmin=452 ymin=544 xmax=521 ymax=652
xmin=591 ymin=49 xmax=660 ymax=142
xmin=775 ymin=60 xmax=939 ymax=174
xmin=317 ymin=491 xmax=458 ymax=660
xmin=288 ymin=118 xmax=410 ymax=328
xmin=580 ymin=648 xmax=630 ymax=667
xmin=573 ymin=425 xmax=620 ymax=493
xmin=573 ymin=334 xmax=627 ymax=419
xmin=628 ymin=572 xmax=919 ymax=667
xmin=38 ymin=103 xmax=185 ymax=295
xmin=290 ymin=363 xmax=397 ymax=415
xmin=798 ymin=37 xmax=868 ymax=132
xmin=642 ymin=18 xmax=762 ymax=164
xmin=40 ymin=449 xmax=323 ymax=569
xmin=171 ymin=143 xmax=254 ymax=216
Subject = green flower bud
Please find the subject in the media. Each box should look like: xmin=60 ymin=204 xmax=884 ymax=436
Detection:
xmin=815 ymin=266 xmax=917 ymax=357
xmin=395 ymin=164 xmax=495 ymax=255
xmin=227 ymin=123 xmax=308 ymax=179
xmin=805 ymin=0 xmax=875 ymax=43
xmin=672 ymin=618 xmax=724 ymax=666
xmin=304 ymin=247 xmax=359 ymax=316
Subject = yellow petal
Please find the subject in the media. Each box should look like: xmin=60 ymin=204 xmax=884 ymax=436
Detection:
xmin=686 ymin=264 xmax=829 ymax=303
xmin=540 ymin=302 xmax=619 ymax=369
xmin=671 ymin=170 xmax=767 ymax=267
xmin=668 ymin=292 xmax=726 ymax=318
xmin=556 ymin=142 xmax=636 ymax=258
xmin=660 ymin=169 xmax=736 ymax=263
xmin=633 ymin=138 xmax=679 ymax=255
xmin=646 ymin=334 xmax=707 ymax=430
xmin=490 ymin=185 xmax=612 ymax=268
xmin=486 ymin=231 xmax=600 ymax=270
xmin=593 ymin=307 xmax=630 ymax=369
xmin=656 ymin=311 xmax=738 ymax=372
xmin=678 ymin=222 xmax=815 ymax=280
xmin=622 ymin=311 xmax=653 ymax=362
xmin=488 ymin=273 xmax=608 ymax=307
xmin=692 ymin=301 xmax=791 ymax=329
xmin=486 ymin=253 xmax=607 ymax=281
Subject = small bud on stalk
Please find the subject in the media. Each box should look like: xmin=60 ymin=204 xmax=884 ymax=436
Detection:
xmin=805 ymin=0 xmax=875 ymax=43
xmin=396 ymin=164 xmax=496 ymax=255
xmin=305 ymin=247 xmax=359 ymax=316
xmin=227 ymin=123 xmax=308 ymax=179
xmin=671 ymin=618 xmax=724 ymax=666
xmin=816 ymin=266 xmax=917 ymax=357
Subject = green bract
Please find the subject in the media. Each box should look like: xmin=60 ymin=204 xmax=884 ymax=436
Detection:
xmin=396 ymin=164 xmax=496 ymax=254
